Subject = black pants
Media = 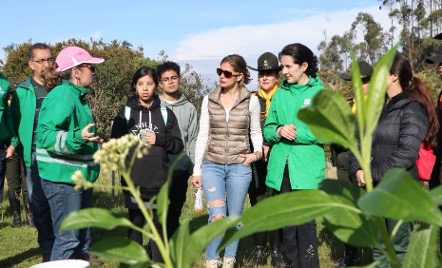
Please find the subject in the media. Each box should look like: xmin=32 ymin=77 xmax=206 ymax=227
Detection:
xmin=276 ymin=165 xmax=320 ymax=268
xmin=249 ymin=159 xmax=283 ymax=249
xmin=166 ymin=171 xmax=190 ymax=237
xmin=336 ymin=151 xmax=359 ymax=261
xmin=5 ymin=153 xmax=27 ymax=200
xmin=128 ymin=208 xmax=163 ymax=263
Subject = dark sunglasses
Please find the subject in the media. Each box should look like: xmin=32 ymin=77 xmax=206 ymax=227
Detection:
xmin=216 ymin=68 xmax=239 ymax=78
xmin=79 ymin=63 xmax=96 ymax=73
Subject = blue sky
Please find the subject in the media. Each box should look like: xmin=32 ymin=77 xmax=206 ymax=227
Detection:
xmin=2 ymin=0 xmax=390 ymax=89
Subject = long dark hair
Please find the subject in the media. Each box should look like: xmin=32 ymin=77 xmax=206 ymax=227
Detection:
xmin=391 ymin=53 xmax=439 ymax=147
xmin=129 ymin=66 xmax=159 ymax=100
xmin=279 ymin=43 xmax=319 ymax=78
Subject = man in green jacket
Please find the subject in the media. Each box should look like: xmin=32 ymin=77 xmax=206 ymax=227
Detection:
xmin=0 ymin=71 xmax=14 ymax=201
xmin=264 ymin=43 xmax=325 ymax=268
xmin=10 ymin=43 xmax=55 ymax=262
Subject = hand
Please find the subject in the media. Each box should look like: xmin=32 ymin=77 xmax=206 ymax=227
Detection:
xmin=263 ymin=145 xmax=270 ymax=162
xmin=144 ymin=132 xmax=156 ymax=145
xmin=192 ymin=175 xmax=202 ymax=188
xmin=5 ymin=145 xmax=15 ymax=159
xmin=278 ymin=124 xmax=296 ymax=141
xmin=355 ymin=170 xmax=366 ymax=187
xmin=82 ymin=123 xmax=103 ymax=144
xmin=239 ymin=153 xmax=256 ymax=165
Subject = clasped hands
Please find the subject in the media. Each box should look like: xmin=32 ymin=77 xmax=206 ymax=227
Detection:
xmin=277 ymin=124 xmax=297 ymax=141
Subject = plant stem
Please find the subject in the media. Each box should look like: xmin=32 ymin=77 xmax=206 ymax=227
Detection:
xmin=374 ymin=217 xmax=401 ymax=268
xmin=123 ymin=145 xmax=173 ymax=268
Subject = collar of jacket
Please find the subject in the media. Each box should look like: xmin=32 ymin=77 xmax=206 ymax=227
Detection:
xmin=280 ymin=76 xmax=322 ymax=92
xmin=385 ymin=92 xmax=413 ymax=111
xmin=17 ymin=76 xmax=33 ymax=90
xmin=61 ymin=80 xmax=89 ymax=98
xmin=208 ymin=85 xmax=250 ymax=108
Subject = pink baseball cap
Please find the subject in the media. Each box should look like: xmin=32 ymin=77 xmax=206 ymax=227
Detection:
xmin=55 ymin=46 xmax=104 ymax=72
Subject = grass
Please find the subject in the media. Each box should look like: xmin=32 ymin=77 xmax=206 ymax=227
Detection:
xmin=0 ymin=167 xmax=374 ymax=267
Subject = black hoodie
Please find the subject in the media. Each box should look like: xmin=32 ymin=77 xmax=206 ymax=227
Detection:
xmin=111 ymin=94 xmax=183 ymax=200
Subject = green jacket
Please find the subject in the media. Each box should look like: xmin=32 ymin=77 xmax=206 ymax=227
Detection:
xmin=264 ymin=76 xmax=325 ymax=190
xmin=10 ymin=77 xmax=38 ymax=167
xmin=0 ymin=72 xmax=13 ymax=143
xmin=36 ymin=80 xmax=100 ymax=184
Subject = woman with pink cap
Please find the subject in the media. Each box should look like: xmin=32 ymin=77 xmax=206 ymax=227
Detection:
xmin=35 ymin=46 xmax=104 ymax=261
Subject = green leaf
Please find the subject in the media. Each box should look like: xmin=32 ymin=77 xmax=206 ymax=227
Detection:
xmin=90 ymin=236 xmax=150 ymax=267
xmin=319 ymin=180 xmax=378 ymax=246
xmin=429 ymin=185 xmax=442 ymax=206
xmin=363 ymin=44 xmax=398 ymax=139
xmin=170 ymin=215 xmax=238 ymax=267
xmin=403 ymin=224 xmax=440 ymax=268
xmin=220 ymin=190 xmax=338 ymax=248
xmin=298 ymin=89 xmax=356 ymax=149
xmin=60 ymin=208 xmax=136 ymax=231
xmin=358 ymin=168 xmax=442 ymax=225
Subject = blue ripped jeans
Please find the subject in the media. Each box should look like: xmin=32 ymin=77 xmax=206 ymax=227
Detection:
xmin=201 ymin=160 xmax=252 ymax=260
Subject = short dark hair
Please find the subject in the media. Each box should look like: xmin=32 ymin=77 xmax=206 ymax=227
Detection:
xmin=279 ymin=43 xmax=319 ymax=78
xmin=28 ymin=43 xmax=51 ymax=60
xmin=157 ymin=61 xmax=180 ymax=78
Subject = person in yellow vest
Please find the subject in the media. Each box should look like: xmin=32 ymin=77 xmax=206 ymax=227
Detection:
xmin=244 ymin=52 xmax=287 ymax=268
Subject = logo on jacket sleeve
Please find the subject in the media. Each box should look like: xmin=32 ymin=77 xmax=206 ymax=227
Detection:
xmin=303 ymin=99 xmax=311 ymax=107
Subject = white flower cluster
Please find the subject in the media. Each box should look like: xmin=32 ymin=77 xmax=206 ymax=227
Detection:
xmin=71 ymin=170 xmax=93 ymax=191
xmin=93 ymin=134 xmax=150 ymax=174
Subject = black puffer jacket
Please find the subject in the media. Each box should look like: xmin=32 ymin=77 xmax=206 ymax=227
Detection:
xmin=349 ymin=92 xmax=429 ymax=184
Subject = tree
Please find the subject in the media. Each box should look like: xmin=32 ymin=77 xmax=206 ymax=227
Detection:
xmin=2 ymin=39 xmax=208 ymax=140
xmin=350 ymin=12 xmax=388 ymax=64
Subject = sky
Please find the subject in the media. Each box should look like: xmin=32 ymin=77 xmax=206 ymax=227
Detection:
xmin=2 ymin=0 xmax=391 ymax=90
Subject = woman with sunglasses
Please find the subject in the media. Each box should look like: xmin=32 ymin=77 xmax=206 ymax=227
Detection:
xmin=35 ymin=46 xmax=104 ymax=261
xmin=263 ymin=43 xmax=325 ymax=268
xmin=192 ymin=54 xmax=263 ymax=268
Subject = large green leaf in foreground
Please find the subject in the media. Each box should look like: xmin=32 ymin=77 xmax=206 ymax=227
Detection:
xmin=298 ymin=89 xmax=356 ymax=151
xmin=91 ymin=237 xmax=150 ymax=267
xmin=60 ymin=208 xmax=137 ymax=231
xmin=220 ymin=190 xmax=340 ymax=248
xmin=403 ymin=224 xmax=440 ymax=268
xmin=170 ymin=216 xmax=238 ymax=267
xmin=319 ymin=180 xmax=378 ymax=247
xmin=358 ymin=168 xmax=442 ymax=226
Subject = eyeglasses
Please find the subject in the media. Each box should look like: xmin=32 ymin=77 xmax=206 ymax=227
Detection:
xmin=79 ymin=63 xmax=96 ymax=73
xmin=33 ymin=58 xmax=55 ymax=64
xmin=216 ymin=68 xmax=239 ymax=78
xmin=160 ymin=76 xmax=180 ymax=83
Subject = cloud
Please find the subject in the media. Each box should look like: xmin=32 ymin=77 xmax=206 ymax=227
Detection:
xmin=173 ymin=5 xmax=391 ymax=61
xmin=172 ymin=5 xmax=391 ymax=90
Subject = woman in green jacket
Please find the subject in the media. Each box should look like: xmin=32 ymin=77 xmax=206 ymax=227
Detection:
xmin=36 ymin=46 xmax=104 ymax=261
xmin=264 ymin=43 xmax=325 ymax=268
